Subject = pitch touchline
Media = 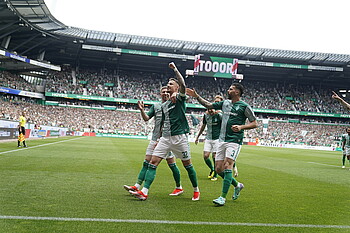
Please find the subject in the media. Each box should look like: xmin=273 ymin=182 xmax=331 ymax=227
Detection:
xmin=307 ymin=162 xmax=340 ymax=168
xmin=0 ymin=216 xmax=349 ymax=229
xmin=0 ymin=137 xmax=83 ymax=155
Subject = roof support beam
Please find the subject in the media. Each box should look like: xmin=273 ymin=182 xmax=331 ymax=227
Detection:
xmin=12 ymin=33 xmax=40 ymax=51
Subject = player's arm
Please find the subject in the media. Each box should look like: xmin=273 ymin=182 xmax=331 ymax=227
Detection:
xmin=169 ymin=62 xmax=186 ymax=94
xmin=186 ymin=88 xmax=213 ymax=109
xmin=195 ymin=120 xmax=206 ymax=145
xmin=342 ymin=139 xmax=346 ymax=151
xmin=332 ymin=91 xmax=350 ymax=110
xmin=138 ymin=101 xmax=150 ymax=121
xmin=232 ymin=106 xmax=258 ymax=132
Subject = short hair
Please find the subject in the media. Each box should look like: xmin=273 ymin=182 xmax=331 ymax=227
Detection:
xmin=231 ymin=83 xmax=244 ymax=96
xmin=160 ymin=86 xmax=167 ymax=92
xmin=346 ymin=128 xmax=350 ymax=132
xmin=214 ymin=95 xmax=224 ymax=101
xmin=168 ymin=78 xmax=179 ymax=85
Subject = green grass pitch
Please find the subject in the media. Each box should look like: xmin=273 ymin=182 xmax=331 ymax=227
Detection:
xmin=0 ymin=136 xmax=349 ymax=232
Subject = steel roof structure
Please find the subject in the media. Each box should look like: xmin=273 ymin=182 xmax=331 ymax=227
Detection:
xmin=1 ymin=0 xmax=350 ymax=87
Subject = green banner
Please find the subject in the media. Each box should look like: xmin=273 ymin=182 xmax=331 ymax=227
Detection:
xmin=195 ymin=56 xmax=235 ymax=78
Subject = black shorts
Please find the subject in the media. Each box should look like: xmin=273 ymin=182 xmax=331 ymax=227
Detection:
xmin=19 ymin=126 xmax=25 ymax=135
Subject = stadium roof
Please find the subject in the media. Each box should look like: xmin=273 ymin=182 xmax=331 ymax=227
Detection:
xmin=1 ymin=0 xmax=350 ymax=87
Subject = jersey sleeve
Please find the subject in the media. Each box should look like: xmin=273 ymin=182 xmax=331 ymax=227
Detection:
xmin=212 ymin=100 xmax=224 ymax=110
xmin=146 ymin=105 xmax=155 ymax=118
xmin=244 ymin=105 xmax=257 ymax=122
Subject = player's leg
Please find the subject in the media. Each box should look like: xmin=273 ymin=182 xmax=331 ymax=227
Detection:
xmin=212 ymin=143 xmax=226 ymax=205
xmin=211 ymin=152 xmax=218 ymax=180
xmin=21 ymin=127 xmax=27 ymax=147
xmin=123 ymin=154 xmax=151 ymax=192
xmin=129 ymin=138 xmax=169 ymax=200
xmin=171 ymin=134 xmax=200 ymax=201
xmin=124 ymin=141 xmax=156 ymax=192
xmin=203 ymin=140 xmax=215 ymax=178
xmin=166 ymin=154 xmax=183 ymax=196
xmin=233 ymin=162 xmax=238 ymax=177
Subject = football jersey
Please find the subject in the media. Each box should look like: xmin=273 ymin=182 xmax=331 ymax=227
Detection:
xmin=212 ymin=99 xmax=256 ymax=144
xmin=203 ymin=112 xmax=222 ymax=140
xmin=146 ymin=102 xmax=163 ymax=141
xmin=161 ymin=93 xmax=189 ymax=137
xmin=341 ymin=134 xmax=350 ymax=147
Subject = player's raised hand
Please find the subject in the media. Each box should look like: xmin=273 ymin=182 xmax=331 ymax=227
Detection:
xmin=186 ymin=88 xmax=198 ymax=98
xmin=169 ymin=62 xmax=177 ymax=70
xmin=137 ymin=100 xmax=144 ymax=110
xmin=332 ymin=91 xmax=341 ymax=100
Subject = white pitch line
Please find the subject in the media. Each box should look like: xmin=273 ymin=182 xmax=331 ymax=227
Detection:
xmin=307 ymin=162 xmax=340 ymax=168
xmin=0 ymin=137 xmax=83 ymax=155
xmin=0 ymin=216 xmax=349 ymax=229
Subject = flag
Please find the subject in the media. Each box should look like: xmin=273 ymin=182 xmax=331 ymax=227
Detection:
xmin=231 ymin=58 xmax=238 ymax=75
xmin=194 ymin=55 xmax=201 ymax=74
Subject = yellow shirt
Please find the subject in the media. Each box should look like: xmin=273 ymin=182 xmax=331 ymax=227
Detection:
xmin=19 ymin=116 xmax=26 ymax=127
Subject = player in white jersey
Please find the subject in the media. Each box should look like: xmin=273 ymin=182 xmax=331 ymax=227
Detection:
xmin=124 ymin=87 xmax=182 ymax=195
xmin=129 ymin=62 xmax=200 ymax=201
xmin=341 ymin=127 xmax=350 ymax=169
xmin=195 ymin=95 xmax=223 ymax=181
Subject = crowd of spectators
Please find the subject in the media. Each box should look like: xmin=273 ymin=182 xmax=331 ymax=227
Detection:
xmin=3 ymin=68 xmax=349 ymax=114
xmin=1 ymin=94 xmax=347 ymax=147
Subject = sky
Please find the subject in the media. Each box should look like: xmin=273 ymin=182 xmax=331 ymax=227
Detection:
xmin=44 ymin=0 xmax=350 ymax=55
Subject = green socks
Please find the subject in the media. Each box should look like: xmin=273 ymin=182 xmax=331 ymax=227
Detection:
xmin=185 ymin=164 xmax=198 ymax=188
xmin=143 ymin=164 xmax=157 ymax=189
xmin=168 ymin=163 xmax=181 ymax=187
xmin=137 ymin=160 xmax=150 ymax=185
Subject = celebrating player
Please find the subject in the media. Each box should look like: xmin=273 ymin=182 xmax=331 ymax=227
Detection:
xmin=187 ymin=83 xmax=257 ymax=206
xmin=195 ymin=95 xmax=223 ymax=181
xmin=124 ymin=87 xmax=182 ymax=195
xmin=129 ymin=62 xmax=200 ymax=201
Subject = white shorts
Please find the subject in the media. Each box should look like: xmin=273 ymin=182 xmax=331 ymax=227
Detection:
xmin=146 ymin=140 xmax=174 ymax=158
xmin=203 ymin=139 xmax=219 ymax=153
xmin=216 ymin=142 xmax=241 ymax=161
xmin=344 ymin=147 xmax=350 ymax=156
xmin=153 ymin=134 xmax=191 ymax=161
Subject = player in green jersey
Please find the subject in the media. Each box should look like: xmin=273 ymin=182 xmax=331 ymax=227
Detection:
xmin=187 ymin=83 xmax=257 ymax=206
xmin=124 ymin=86 xmax=182 ymax=195
xmin=195 ymin=95 xmax=223 ymax=181
xmin=129 ymin=62 xmax=200 ymax=201
xmin=341 ymin=127 xmax=350 ymax=169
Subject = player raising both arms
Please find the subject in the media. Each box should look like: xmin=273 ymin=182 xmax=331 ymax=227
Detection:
xmin=124 ymin=87 xmax=182 ymax=195
xmin=130 ymin=62 xmax=200 ymax=201
xmin=187 ymin=83 xmax=257 ymax=206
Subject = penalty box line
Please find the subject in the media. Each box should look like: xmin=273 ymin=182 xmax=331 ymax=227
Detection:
xmin=0 ymin=137 xmax=83 ymax=155
xmin=0 ymin=215 xmax=350 ymax=229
